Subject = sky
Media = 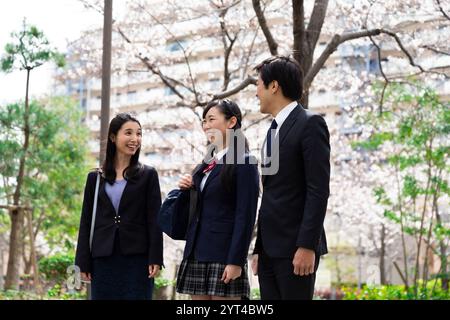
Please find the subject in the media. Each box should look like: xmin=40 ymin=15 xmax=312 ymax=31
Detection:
xmin=0 ymin=0 xmax=127 ymax=104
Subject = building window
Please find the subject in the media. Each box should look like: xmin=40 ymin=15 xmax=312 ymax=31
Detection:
xmin=164 ymin=87 xmax=176 ymax=96
xmin=166 ymin=39 xmax=187 ymax=52
xmin=127 ymin=91 xmax=137 ymax=103
xmin=368 ymin=46 xmax=380 ymax=74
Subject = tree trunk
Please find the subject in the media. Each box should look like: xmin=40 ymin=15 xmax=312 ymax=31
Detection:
xmin=5 ymin=209 xmax=24 ymax=290
xmin=379 ymin=224 xmax=387 ymax=284
xmin=292 ymin=0 xmax=310 ymax=108
xmin=0 ymin=236 xmax=4 ymax=290
xmin=5 ymin=68 xmax=31 ymax=290
xmin=26 ymin=209 xmax=41 ymax=294
xmin=439 ymin=241 xmax=448 ymax=291
xmin=300 ymin=91 xmax=309 ymax=109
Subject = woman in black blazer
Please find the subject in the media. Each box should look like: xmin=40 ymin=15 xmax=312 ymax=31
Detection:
xmin=75 ymin=113 xmax=163 ymax=300
xmin=176 ymin=100 xmax=259 ymax=300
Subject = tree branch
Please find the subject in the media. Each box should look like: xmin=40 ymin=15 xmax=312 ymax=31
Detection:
xmin=393 ymin=261 xmax=409 ymax=287
xmin=240 ymin=27 xmax=259 ymax=78
xmin=137 ymin=55 xmax=185 ymax=100
xmin=118 ymin=26 xmax=196 ymax=99
xmin=304 ymin=28 xmax=438 ymax=92
xmin=369 ymin=35 xmax=389 ymax=115
xmin=252 ymin=0 xmax=278 ymax=55
xmin=420 ymin=45 xmax=450 ymax=56
xmin=78 ymin=0 xmax=104 ymax=15
xmin=199 ymin=75 xmax=257 ymax=105
xmin=382 ymin=29 xmax=425 ymax=73
xmin=218 ymin=7 xmax=239 ymax=91
xmin=137 ymin=4 xmax=201 ymax=104
xmin=304 ymin=29 xmax=383 ymax=90
xmin=244 ymin=114 xmax=270 ymax=130
xmin=306 ymin=0 xmax=329 ymax=54
xmin=436 ymin=0 xmax=450 ymax=20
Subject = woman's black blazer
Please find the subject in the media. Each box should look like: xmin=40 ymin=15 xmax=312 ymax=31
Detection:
xmin=75 ymin=165 xmax=163 ymax=273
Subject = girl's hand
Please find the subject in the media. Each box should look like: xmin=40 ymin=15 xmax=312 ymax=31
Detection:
xmin=221 ymin=264 xmax=242 ymax=284
xmin=178 ymin=174 xmax=193 ymax=190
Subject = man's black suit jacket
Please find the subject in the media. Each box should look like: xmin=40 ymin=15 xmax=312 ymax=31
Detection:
xmin=75 ymin=165 xmax=163 ymax=273
xmin=254 ymin=105 xmax=330 ymax=258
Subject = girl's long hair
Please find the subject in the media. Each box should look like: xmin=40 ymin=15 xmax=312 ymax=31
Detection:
xmin=102 ymin=113 xmax=143 ymax=184
xmin=199 ymin=99 xmax=250 ymax=194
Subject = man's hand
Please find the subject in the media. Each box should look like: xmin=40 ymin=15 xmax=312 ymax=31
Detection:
xmin=251 ymin=254 xmax=258 ymax=275
xmin=148 ymin=264 xmax=161 ymax=278
xmin=292 ymin=247 xmax=315 ymax=276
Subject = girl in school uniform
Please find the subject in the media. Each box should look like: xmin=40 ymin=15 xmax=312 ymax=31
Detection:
xmin=176 ymin=99 xmax=259 ymax=300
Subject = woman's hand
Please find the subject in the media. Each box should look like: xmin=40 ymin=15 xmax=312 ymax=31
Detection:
xmin=178 ymin=174 xmax=193 ymax=190
xmin=148 ymin=264 xmax=160 ymax=278
xmin=81 ymin=272 xmax=91 ymax=282
xmin=221 ymin=264 xmax=242 ymax=284
xmin=251 ymin=254 xmax=258 ymax=275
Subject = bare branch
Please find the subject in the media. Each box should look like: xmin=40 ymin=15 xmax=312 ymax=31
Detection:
xmin=420 ymin=45 xmax=450 ymax=56
xmin=137 ymin=4 xmax=201 ymax=104
xmin=78 ymin=0 xmax=104 ymax=15
xmin=436 ymin=0 xmax=450 ymax=20
xmin=252 ymin=0 xmax=278 ymax=55
xmin=137 ymin=55 xmax=185 ymax=100
xmin=241 ymin=27 xmax=259 ymax=77
xmin=304 ymin=28 xmax=439 ymax=92
xmin=306 ymin=0 xmax=329 ymax=53
xmin=369 ymin=35 xmax=389 ymax=115
xmin=0 ymin=205 xmax=32 ymax=211
xmin=199 ymin=75 xmax=257 ymax=105
xmin=118 ymin=26 xmax=196 ymax=99
xmin=219 ymin=7 xmax=239 ymax=91
xmin=381 ymin=29 xmax=425 ymax=73
xmin=117 ymin=27 xmax=132 ymax=44
xmin=244 ymin=114 xmax=270 ymax=130
xmin=304 ymin=29 xmax=382 ymax=90
xmin=393 ymin=261 xmax=409 ymax=287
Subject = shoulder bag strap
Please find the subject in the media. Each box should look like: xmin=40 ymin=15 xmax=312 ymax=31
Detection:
xmin=89 ymin=171 xmax=101 ymax=251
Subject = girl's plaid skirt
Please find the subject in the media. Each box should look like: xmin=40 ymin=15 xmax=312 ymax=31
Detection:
xmin=176 ymin=259 xmax=250 ymax=298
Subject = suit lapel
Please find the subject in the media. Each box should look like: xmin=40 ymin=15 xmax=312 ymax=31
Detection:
xmin=277 ymin=104 xmax=301 ymax=147
xmin=262 ymin=105 xmax=304 ymax=185
xmin=99 ymin=180 xmax=116 ymax=214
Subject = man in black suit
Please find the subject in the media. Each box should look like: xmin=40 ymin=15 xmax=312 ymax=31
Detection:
xmin=252 ymin=56 xmax=330 ymax=300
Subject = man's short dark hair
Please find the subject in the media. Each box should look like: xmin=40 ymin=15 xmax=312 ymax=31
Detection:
xmin=254 ymin=55 xmax=303 ymax=101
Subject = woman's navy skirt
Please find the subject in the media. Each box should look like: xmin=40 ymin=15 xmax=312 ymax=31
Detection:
xmin=91 ymin=233 xmax=154 ymax=300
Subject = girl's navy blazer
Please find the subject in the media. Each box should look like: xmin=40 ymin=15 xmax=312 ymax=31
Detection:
xmin=182 ymin=154 xmax=259 ymax=267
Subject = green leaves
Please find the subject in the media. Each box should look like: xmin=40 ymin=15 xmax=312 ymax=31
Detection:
xmin=353 ymin=132 xmax=394 ymax=151
xmin=0 ymin=98 xmax=92 ymax=251
xmin=356 ymin=83 xmax=449 ymax=288
xmin=0 ymin=20 xmax=65 ymax=72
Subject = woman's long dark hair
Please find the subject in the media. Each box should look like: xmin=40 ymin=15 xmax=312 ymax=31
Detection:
xmin=102 ymin=113 xmax=143 ymax=184
xmin=200 ymin=99 xmax=250 ymax=194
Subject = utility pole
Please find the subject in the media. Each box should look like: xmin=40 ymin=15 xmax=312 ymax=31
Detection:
xmin=88 ymin=0 xmax=112 ymax=300
xmin=99 ymin=0 xmax=113 ymax=165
